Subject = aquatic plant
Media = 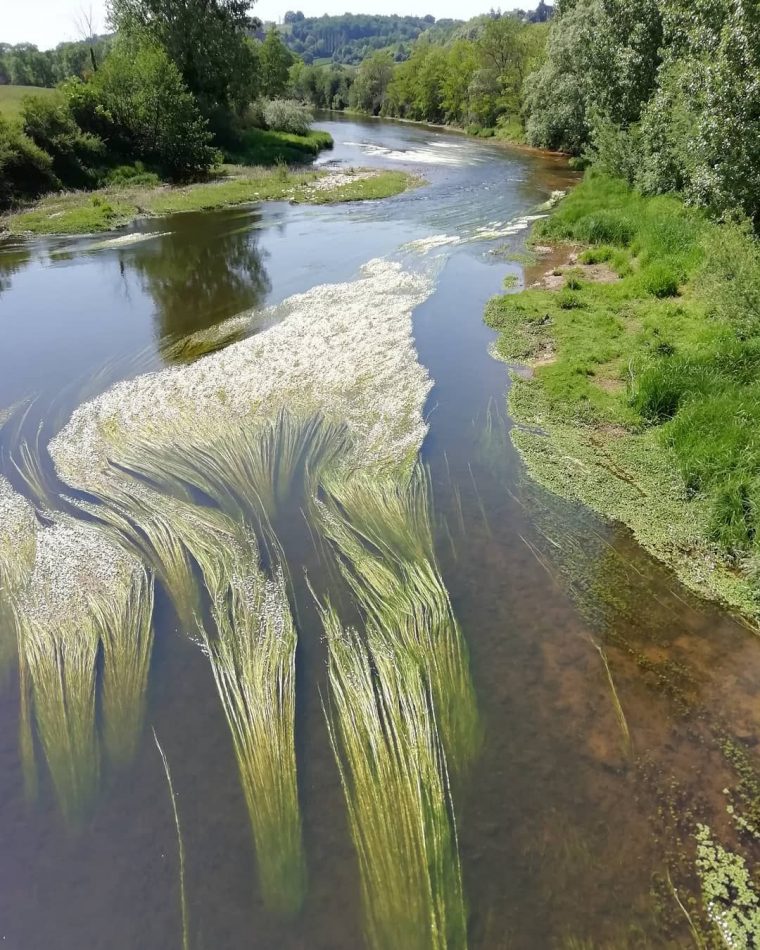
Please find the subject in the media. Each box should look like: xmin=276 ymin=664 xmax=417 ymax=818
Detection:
xmin=13 ymin=519 xmax=150 ymax=821
xmin=321 ymin=603 xmax=468 ymax=950
xmin=0 ymin=475 xmax=37 ymax=679
xmin=85 ymin=478 xmax=306 ymax=914
xmin=99 ymin=567 xmax=155 ymax=766
xmin=50 ymin=259 xmax=433 ymax=496
xmin=202 ymin=544 xmax=306 ymax=916
xmin=153 ymin=730 xmax=190 ymax=950
xmin=318 ymin=467 xmax=479 ymax=775
xmin=117 ymin=410 xmax=351 ymax=523
xmin=695 ymin=823 xmax=760 ymax=948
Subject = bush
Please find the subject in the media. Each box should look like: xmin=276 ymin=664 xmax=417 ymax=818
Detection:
xmin=0 ymin=115 xmax=59 ymax=208
xmin=105 ymin=162 xmax=160 ymax=186
xmin=262 ymin=99 xmax=313 ymax=136
xmin=22 ymin=93 xmax=104 ymax=188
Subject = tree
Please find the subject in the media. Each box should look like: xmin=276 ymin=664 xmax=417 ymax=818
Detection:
xmin=259 ymin=28 xmax=294 ymax=99
xmin=107 ymin=0 xmax=258 ymax=119
xmin=69 ymin=39 xmax=219 ymax=179
xmin=523 ymin=0 xmax=662 ymax=153
xmin=351 ymin=51 xmax=394 ymax=115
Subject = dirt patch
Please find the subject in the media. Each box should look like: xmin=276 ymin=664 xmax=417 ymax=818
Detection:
xmin=582 ymin=262 xmax=620 ymax=284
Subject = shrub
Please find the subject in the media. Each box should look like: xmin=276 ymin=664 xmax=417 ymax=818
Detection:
xmin=21 ymin=93 xmax=104 ymax=189
xmin=0 ymin=115 xmax=59 ymax=208
xmin=105 ymin=162 xmax=160 ymax=186
xmin=262 ymin=99 xmax=313 ymax=136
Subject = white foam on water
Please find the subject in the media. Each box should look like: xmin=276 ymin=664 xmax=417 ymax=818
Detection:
xmin=402 ymin=234 xmax=462 ymax=253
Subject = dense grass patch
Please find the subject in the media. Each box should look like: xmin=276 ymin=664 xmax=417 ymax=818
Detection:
xmin=487 ymin=170 xmax=760 ymax=600
xmin=0 ymin=85 xmax=56 ymax=119
xmin=226 ymin=127 xmax=333 ymax=165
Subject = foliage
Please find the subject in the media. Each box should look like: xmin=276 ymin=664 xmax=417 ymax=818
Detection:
xmin=276 ymin=12 xmax=460 ymax=65
xmin=261 ymin=99 xmax=313 ymax=136
xmin=259 ymin=29 xmax=294 ymax=100
xmin=350 ymin=51 xmax=394 ymax=115
xmin=0 ymin=115 xmax=59 ymax=208
xmin=21 ymin=93 xmax=105 ymax=188
xmin=0 ymin=37 xmax=113 ymax=88
xmin=523 ymin=0 xmax=662 ymax=154
xmin=71 ymin=40 xmax=219 ymax=179
xmin=107 ymin=0 xmax=258 ymax=121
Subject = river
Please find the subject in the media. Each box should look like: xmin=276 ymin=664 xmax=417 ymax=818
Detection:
xmin=0 ymin=115 xmax=758 ymax=949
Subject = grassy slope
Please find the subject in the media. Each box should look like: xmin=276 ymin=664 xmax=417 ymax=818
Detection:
xmin=0 ymin=85 xmax=56 ymax=119
xmin=1 ymin=166 xmax=419 ymax=234
xmin=486 ymin=171 xmax=760 ymax=621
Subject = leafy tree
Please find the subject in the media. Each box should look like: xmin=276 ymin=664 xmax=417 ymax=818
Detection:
xmin=107 ymin=0 xmax=258 ymax=119
xmin=523 ymin=0 xmax=661 ymax=153
xmin=350 ymin=51 xmax=394 ymax=115
xmin=69 ymin=40 xmax=218 ymax=179
xmin=259 ymin=28 xmax=294 ymax=99
xmin=21 ymin=93 xmax=104 ymax=187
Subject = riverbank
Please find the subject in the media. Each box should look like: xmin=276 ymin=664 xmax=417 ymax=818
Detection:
xmin=1 ymin=165 xmax=420 ymax=236
xmin=487 ymin=171 xmax=760 ymax=623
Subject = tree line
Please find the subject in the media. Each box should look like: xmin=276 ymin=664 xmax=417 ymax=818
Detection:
xmin=1 ymin=1 xmax=312 ymax=209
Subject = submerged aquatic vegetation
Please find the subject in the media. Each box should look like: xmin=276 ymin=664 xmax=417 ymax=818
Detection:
xmin=85 ymin=477 xmax=306 ymax=914
xmin=13 ymin=518 xmax=151 ymax=821
xmin=695 ymin=824 xmax=760 ymax=948
xmin=153 ymin=730 xmax=190 ymax=950
xmin=99 ymin=567 xmax=154 ymax=767
xmin=117 ymin=410 xmax=352 ymax=523
xmin=203 ymin=545 xmax=306 ymax=916
xmin=318 ymin=467 xmax=479 ymax=775
xmin=322 ymin=604 xmax=467 ymax=950
xmin=50 ymin=260 xmax=433 ymax=495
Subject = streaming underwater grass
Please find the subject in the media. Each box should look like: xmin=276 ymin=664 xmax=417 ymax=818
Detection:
xmin=82 ymin=477 xmax=306 ymax=914
xmin=115 ymin=410 xmax=352 ymax=524
xmin=202 ymin=545 xmax=306 ymax=916
xmin=50 ymin=259 xmax=433 ymax=495
xmin=12 ymin=518 xmax=151 ymax=822
xmin=317 ymin=467 xmax=479 ymax=776
xmin=321 ymin=603 xmax=468 ymax=950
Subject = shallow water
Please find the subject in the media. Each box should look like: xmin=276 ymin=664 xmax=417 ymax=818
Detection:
xmin=1 ymin=116 xmax=759 ymax=949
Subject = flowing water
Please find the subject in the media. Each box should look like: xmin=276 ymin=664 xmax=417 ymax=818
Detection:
xmin=1 ymin=116 xmax=759 ymax=949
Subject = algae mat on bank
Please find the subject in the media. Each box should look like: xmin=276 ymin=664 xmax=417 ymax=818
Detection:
xmin=486 ymin=172 xmax=760 ymax=623
xmin=2 ymin=167 xmax=421 ymax=236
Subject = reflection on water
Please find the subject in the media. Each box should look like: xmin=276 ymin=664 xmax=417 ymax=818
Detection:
xmin=0 ymin=115 xmax=758 ymax=950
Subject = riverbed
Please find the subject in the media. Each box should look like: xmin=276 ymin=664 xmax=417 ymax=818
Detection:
xmin=0 ymin=115 xmax=757 ymax=949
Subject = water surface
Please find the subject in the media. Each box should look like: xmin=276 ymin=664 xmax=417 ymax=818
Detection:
xmin=1 ymin=116 xmax=758 ymax=949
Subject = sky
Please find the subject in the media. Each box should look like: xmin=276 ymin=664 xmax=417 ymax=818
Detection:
xmin=3 ymin=0 xmax=524 ymax=49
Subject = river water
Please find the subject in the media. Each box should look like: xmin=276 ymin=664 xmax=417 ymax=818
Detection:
xmin=1 ymin=116 xmax=758 ymax=949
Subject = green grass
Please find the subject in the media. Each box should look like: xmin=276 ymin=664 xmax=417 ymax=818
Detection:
xmin=0 ymin=84 xmax=56 ymax=119
xmin=487 ymin=170 xmax=760 ymax=619
xmin=226 ymin=127 xmax=333 ymax=165
xmin=2 ymin=165 xmax=419 ymax=234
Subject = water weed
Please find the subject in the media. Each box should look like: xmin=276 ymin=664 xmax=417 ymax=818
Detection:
xmin=318 ymin=467 xmax=479 ymax=776
xmin=321 ymin=604 xmax=467 ymax=950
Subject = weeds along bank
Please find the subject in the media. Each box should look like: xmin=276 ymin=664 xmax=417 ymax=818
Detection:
xmin=486 ymin=171 xmax=760 ymax=621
